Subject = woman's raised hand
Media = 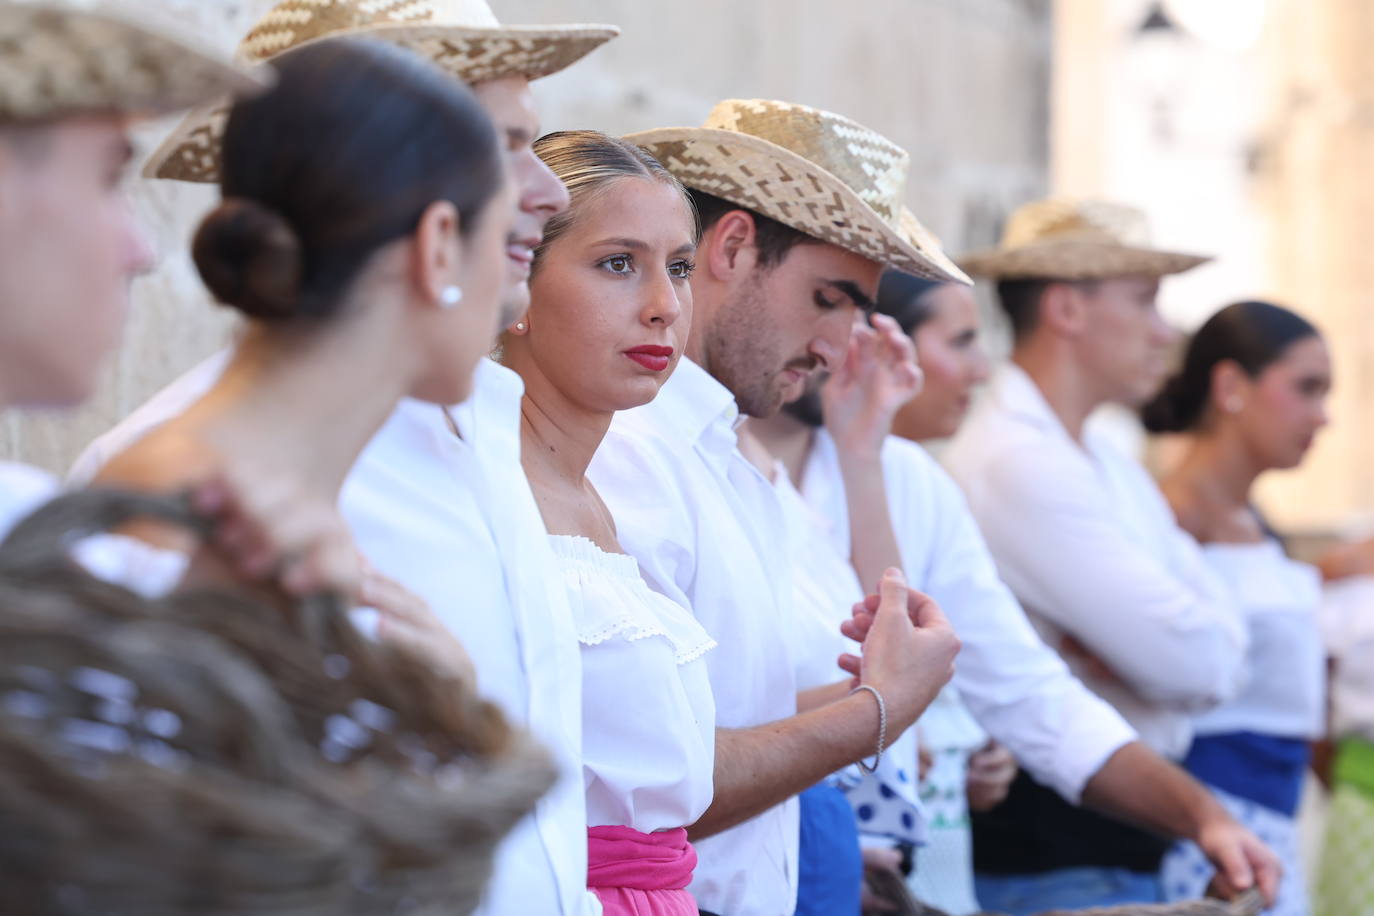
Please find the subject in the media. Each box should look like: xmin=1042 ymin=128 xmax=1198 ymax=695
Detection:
xmin=190 ymin=469 xmax=361 ymax=599
xmin=821 ymin=313 xmax=923 ymax=458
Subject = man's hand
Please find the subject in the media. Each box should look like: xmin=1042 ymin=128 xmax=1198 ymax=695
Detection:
xmin=1196 ymin=814 xmax=1281 ymax=906
xmin=1059 ymin=632 xmax=1125 ymax=686
xmin=965 ymin=740 xmax=1017 ymax=812
xmin=837 ymin=568 xmax=959 ymax=733
xmin=859 ymin=845 xmax=904 ymax=913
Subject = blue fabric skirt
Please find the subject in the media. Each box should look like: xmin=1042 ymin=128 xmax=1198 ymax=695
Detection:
xmin=796 ymin=782 xmax=862 ymax=916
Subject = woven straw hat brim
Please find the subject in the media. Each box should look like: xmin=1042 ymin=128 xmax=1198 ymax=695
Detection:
xmin=628 ymin=126 xmax=970 ymax=285
xmin=958 ymin=239 xmax=1211 ymax=281
xmin=144 ymin=21 xmax=617 ymax=183
xmin=0 ymin=3 xmax=267 ymax=123
xmin=243 ymin=21 xmax=619 ymax=83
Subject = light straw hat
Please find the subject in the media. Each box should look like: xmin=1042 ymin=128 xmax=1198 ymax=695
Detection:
xmin=958 ymin=198 xmax=1211 ymax=280
xmin=0 ymin=1 xmax=265 ymax=123
xmin=146 ymin=0 xmax=618 ymax=183
xmin=628 ymin=99 xmax=970 ymax=284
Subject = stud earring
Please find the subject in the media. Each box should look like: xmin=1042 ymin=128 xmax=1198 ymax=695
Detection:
xmin=439 ymin=286 xmax=463 ymax=308
xmin=515 ymin=321 xmax=527 ymax=332
xmin=1225 ymin=396 xmax=1243 ymax=414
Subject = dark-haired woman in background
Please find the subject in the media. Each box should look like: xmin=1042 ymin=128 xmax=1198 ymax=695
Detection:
xmin=883 ymin=273 xmax=991 ymax=444
xmin=1142 ymin=301 xmax=1330 ymax=916
xmin=93 ymin=38 xmax=510 ymax=641
xmin=873 ymin=272 xmax=1017 ymax=915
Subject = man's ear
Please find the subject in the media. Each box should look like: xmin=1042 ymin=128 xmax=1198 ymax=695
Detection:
xmin=1039 ymin=281 xmax=1089 ymax=337
xmin=701 ymin=209 xmax=759 ymax=282
xmin=411 ymin=199 xmax=462 ymax=307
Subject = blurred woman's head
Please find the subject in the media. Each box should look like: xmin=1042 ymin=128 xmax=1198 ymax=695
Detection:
xmin=501 ymin=130 xmax=697 ymax=414
xmin=191 ymin=38 xmax=512 ymax=405
xmin=1141 ymin=300 xmax=1330 ymax=471
xmin=879 ymin=272 xmax=989 ymax=442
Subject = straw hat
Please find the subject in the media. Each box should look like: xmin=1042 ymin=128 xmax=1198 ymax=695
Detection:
xmin=627 ymin=99 xmax=970 ymax=284
xmin=146 ymin=0 xmax=619 ymax=183
xmin=0 ymin=2 xmax=265 ymax=123
xmin=958 ymin=198 xmax=1211 ymax=280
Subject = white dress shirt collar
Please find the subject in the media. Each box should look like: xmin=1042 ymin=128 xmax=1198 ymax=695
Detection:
xmin=985 ymin=362 xmax=1083 ymax=444
xmin=653 ymin=356 xmax=742 ymax=452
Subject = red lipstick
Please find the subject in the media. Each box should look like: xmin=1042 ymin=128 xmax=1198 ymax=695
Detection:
xmin=625 ymin=345 xmax=674 ymax=372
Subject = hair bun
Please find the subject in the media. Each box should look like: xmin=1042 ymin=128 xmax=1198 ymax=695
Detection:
xmin=1140 ymin=373 xmax=1194 ymax=434
xmin=192 ymin=198 xmax=303 ymax=320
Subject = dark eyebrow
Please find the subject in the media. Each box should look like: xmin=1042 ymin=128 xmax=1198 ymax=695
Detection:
xmin=591 ymin=237 xmax=650 ymax=251
xmin=591 ymin=238 xmax=698 ymax=258
xmin=823 ymin=279 xmax=875 ymax=312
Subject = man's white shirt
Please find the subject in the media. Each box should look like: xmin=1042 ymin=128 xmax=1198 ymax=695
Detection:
xmin=941 ymin=364 xmax=1245 ymax=759
xmin=68 ymin=355 xmax=599 ymax=916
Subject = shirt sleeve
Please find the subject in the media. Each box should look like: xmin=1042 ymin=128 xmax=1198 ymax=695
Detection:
xmin=967 ymin=446 xmax=1246 ymax=713
xmin=908 ymin=454 xmax=1137 ymax=801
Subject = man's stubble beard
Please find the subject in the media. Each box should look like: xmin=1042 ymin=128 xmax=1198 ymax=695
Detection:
xmin=701 ymin=275 xmax=782 ymax=419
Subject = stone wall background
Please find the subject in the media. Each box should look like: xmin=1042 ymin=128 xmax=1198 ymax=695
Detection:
xmin=1 ymin=0 xmax=1052 ymax=474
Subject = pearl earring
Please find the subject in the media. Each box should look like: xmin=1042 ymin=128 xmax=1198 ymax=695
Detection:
xmin=439 ymin=286 xmax=463 ymax=308
xmin=515 ymin=321 xmax=527 ymax=332
xmin=1225 ymin=396 xmax=1243 ymax=414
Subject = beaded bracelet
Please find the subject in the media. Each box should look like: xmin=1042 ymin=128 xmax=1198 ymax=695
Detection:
xmin=849 ymin=684 xmax=887 ymax=774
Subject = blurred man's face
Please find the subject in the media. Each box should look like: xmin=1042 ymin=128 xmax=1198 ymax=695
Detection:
xmin=1074 ymin=276 xmax=1176 ymax=407
xmin=471 ymin=76 xmax=571 ymax=329
xmin=0 ymin=116 xmax=154 ymax=408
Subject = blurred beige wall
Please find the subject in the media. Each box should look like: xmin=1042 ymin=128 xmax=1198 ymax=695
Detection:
xmin=0 ymin=0 xmax=1052 ymax=475
xmin=1251 ymin=0 xmax=1374 ymax=536
xmin=1053 ymin=0 xmax=1374 ymax=536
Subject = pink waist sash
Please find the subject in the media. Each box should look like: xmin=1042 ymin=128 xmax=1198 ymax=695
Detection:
xmin=586 ymin=825 xmax=697 ymax=892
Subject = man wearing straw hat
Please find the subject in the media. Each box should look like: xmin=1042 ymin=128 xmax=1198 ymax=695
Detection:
xmin=943 ymin=198 xmax=1262 ymax=912
xmin=582 ymin=99 xmax=969 ymax=916
xmin=68 ymin=2 xmax=620 ymax=914
xmin=0 ymin=1 xmax=261 ymax=537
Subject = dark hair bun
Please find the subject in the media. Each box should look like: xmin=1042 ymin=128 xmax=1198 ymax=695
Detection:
xmin=192 ymin=198 xmax=303 ymax=321
xmin=1140 ymin=373 xmax=1197 ymax=434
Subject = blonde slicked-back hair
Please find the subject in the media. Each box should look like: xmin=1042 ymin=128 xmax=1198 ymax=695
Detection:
xmin=530 ymin=129 xmax=699 ymax=273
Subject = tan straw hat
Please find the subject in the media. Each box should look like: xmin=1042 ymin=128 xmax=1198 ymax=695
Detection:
xmin=958 ymin=197 xmax=1211 ymax=280
xmin=0 ymin=1 xmax=265 ymax=123
xmin=146 ymin=0 xmax=618 ymax=182
xmin=627 ymin=99 xmax=970 ymax=284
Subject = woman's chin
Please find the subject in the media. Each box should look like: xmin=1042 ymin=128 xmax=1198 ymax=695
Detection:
xmin=604 ymin=379 xmax=669 ymax=413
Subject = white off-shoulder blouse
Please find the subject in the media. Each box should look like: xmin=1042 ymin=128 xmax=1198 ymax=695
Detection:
xmin=550 ymin=534 xmax=716 ymax=834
